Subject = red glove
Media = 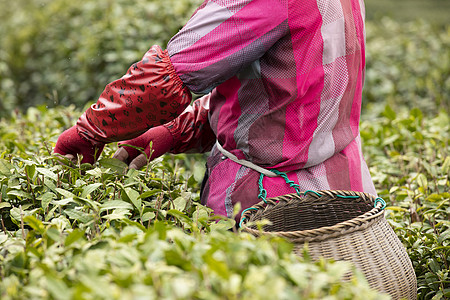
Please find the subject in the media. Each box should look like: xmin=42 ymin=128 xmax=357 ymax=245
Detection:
xmin=54 ymin=126 xmax=105 ymax=164
xmin=113 ymin=125 xmax=174 ymax=169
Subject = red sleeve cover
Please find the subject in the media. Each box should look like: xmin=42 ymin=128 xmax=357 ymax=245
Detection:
xmin=77 ymin=45 xmax=192 ymax=145
xmin=163 ymin=94 xmax=216 ymax=154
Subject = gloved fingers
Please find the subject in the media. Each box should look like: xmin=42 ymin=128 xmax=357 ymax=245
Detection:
xmin=116 ymin=141 xmax=144 ymax=162
xmin=112 ymin=147 xmax=130 ymax=163
xmin=129 ymin=154 xmax=149 ymax=170
xmin=65 ymin=154 xmax=77 ymax=163
xmin=53 ymin=153 xmax=77 ymax=167
xmin=54 ymin=125 xmax=104 ymax=165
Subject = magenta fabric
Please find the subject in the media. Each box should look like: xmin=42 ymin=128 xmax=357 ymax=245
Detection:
xmin=165 ymin=0 xmax=377 ymax=221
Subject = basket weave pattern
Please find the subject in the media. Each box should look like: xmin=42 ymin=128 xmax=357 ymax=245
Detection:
xmin=241 ymin=190 xmax=417 ymax=300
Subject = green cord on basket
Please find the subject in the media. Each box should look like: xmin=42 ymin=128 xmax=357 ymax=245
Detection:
xmin=271 ymin=169 xmax=302 ymax=196
xmin=336 ymin=194 xmax=360 ymax=199
xmin=303 ymin=190 xmax=322 ymax=197
xmin=257 ymin=173 xmax=268 ymax=203
xmin=239 ymin=207 xmax=259 ymax=228
xmin=375 ymin=197 xmax=387 ymax=209
xmin=249 ymin=170 xmax=298 ymax=228
xmin=258 ymin=169 xmax=302 ymax=204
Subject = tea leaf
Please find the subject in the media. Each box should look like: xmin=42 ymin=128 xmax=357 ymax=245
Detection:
xmin=0 ymin=159 xmax=13 ymax=176
xmin=23 ymin=216 xmax=45 ymax=234
xmin=7 ymin=190 xmax=32 ymax=200
xmin=0 ymin=202 xmax=12 ymax=209
xmin=417 ymin=173 xmax=428 ymax=190
xmin=65 ymin=229 xmax=85 ymax=247
xmin=64 ymin=209 xmax=94 ymax=224
xmin=10 ymin=207 xmax=23 ymax=222
xmin=443 ymin=156 xmax=450 ymax=175
xmin=100 ymin=200 xmax=133 ymax=211
xmin=124 ymin=187 xmax=141 ymax=211
xmin=46 ymin=227 xmax=62 ymax=242
xmin=210 ymin=218 xmax=236 ymax=231
xmin=139 ymin=189 xmax=163 ymax=199
xmin=36 ymin=167 xmax=58 ymax=181
xmin=52 ymin=198 xmax=76 ymax=206
xmin=55 ymin=188 xmax=76 ymax=199
xmin=86 ymin=168 xmax=103 ymax=177
xmin=173 ymin=196 xmax=187 ymax=211
xmin=102 ymin=208 xmax=132 ymax=220
xmin=38 ymin=192 xmax=55 ymax=210
xmin=98 ymin=158 xmax=128 ymax=174
xmin=81 ymin=183 xmax=103 ymax=199
xmin=382 ymin=105 xmax=396 ymax=120
xmin=25 ymin=164 xmax=36 ymax=179
xmin=141 ymin=211 xmax=156 ymax=222
xmin=0 ymin=234 xmax=7 ymax=244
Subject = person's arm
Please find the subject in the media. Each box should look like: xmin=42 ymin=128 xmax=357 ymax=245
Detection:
xmin=165 ymin=93 xmax=215 ymax=154
xmin=167 ymin=0 xmax=289 ymax=94
xmin=113 ymin=94 xmax=215 ymax=169
xmin=55 ymin=0 xmax=288 ymax=163
xmin=54 ymin=46 xmax=191 ymax=163
xmin=77 ymin=45 xmax=191 ymax=145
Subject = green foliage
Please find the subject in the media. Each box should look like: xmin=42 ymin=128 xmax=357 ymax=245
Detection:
xmin=0 ymin=107 xmax=388 ymax=299
xmin=361 ymin=108 xmax=450 ymax=299
xmin=1 ymin=0 xmax=449 ymax=119
xmin=0 ymin=222 xmax=384 ymax=300
xmin=363 ymin=18 xmax=449 ymax=116
xmin=0 ymin=2 xmax=449 ymax=298
xmin=364 ymin=0 xmax=450 ymax=25
xmin=0 ymin=0 xmax=201 ymax=114
xmin=1 ymin=106 xmax=448 ymax=299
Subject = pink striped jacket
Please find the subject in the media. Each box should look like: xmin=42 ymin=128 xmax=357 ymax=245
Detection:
xmin=163 ymin=0 xmax=377 ymax=221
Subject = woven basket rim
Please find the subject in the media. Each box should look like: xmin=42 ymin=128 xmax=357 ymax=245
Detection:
xmin=240 ymin=190 xmax=386 ymax=242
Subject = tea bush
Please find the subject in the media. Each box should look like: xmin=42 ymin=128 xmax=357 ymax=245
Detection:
xmin=361 ymin=107 xmax=450 ymax=299
xmin=0 ymin=0 xmax=201 ymax=114
xmin=1 ymin=0 xmax=448 ymax=118
xmin=0 ymin=106 xmax=389 ymax=299
xmin=0 ymin=106 xmax=448 ymax=299
xmin=0 ymin=1 xmax=449 ymax=298
xmin=364 ymin=19 xmax=449 ymax=116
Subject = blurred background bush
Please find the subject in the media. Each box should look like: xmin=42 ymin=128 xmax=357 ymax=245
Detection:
xmin=0 ymin=0 xmax=202 ymax=115
xmin=0 ymin=0 xmax=448 ymax=118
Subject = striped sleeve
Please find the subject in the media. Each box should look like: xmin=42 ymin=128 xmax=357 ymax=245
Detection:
xmin=164 ymin=94 xmax=216 ymax=153
xmin=167 ymin=0 xmax=288 ymax=94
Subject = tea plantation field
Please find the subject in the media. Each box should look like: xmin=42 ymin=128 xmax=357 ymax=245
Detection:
xmin=0 ymin=1 xmax=449 ymax=298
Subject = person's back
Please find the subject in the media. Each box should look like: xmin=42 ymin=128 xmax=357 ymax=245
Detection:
xmin=167 ymin=0 xmax=375 ymax=218
xmin=54 ymin=0 xmax=376 ymax=222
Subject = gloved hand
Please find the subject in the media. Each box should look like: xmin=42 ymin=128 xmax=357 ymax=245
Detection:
xmin=53 ymin=126 xmax=105 ymax=164
xmin=113 ymin=125 xmax=174 ymax=169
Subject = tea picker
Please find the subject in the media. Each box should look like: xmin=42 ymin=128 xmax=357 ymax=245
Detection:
xmin=54 ymin=0 xmax=417 ymax=297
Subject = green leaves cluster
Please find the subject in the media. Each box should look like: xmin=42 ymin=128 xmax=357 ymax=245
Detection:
xmin=363 ymin=18 xmax=449 ymax=116
xmin=0 ymin=0 xmax=202 ymax=114
xmin=0 ymin=143 xmax=213 ymax=235
xmin=0 ymin=221 xmax=384 ymax=300
xmin=361 ymin=107 xmax=449 ymax=299
xmin=0 ymin=106 xmax=388 ymax=299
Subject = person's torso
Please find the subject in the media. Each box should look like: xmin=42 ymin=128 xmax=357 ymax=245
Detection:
xmin=209 ymin=0 xmax=367 ymax=171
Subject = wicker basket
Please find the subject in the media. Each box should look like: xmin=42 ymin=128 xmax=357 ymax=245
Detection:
xmin=240 ymin=190 xmax=417 ymax=300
